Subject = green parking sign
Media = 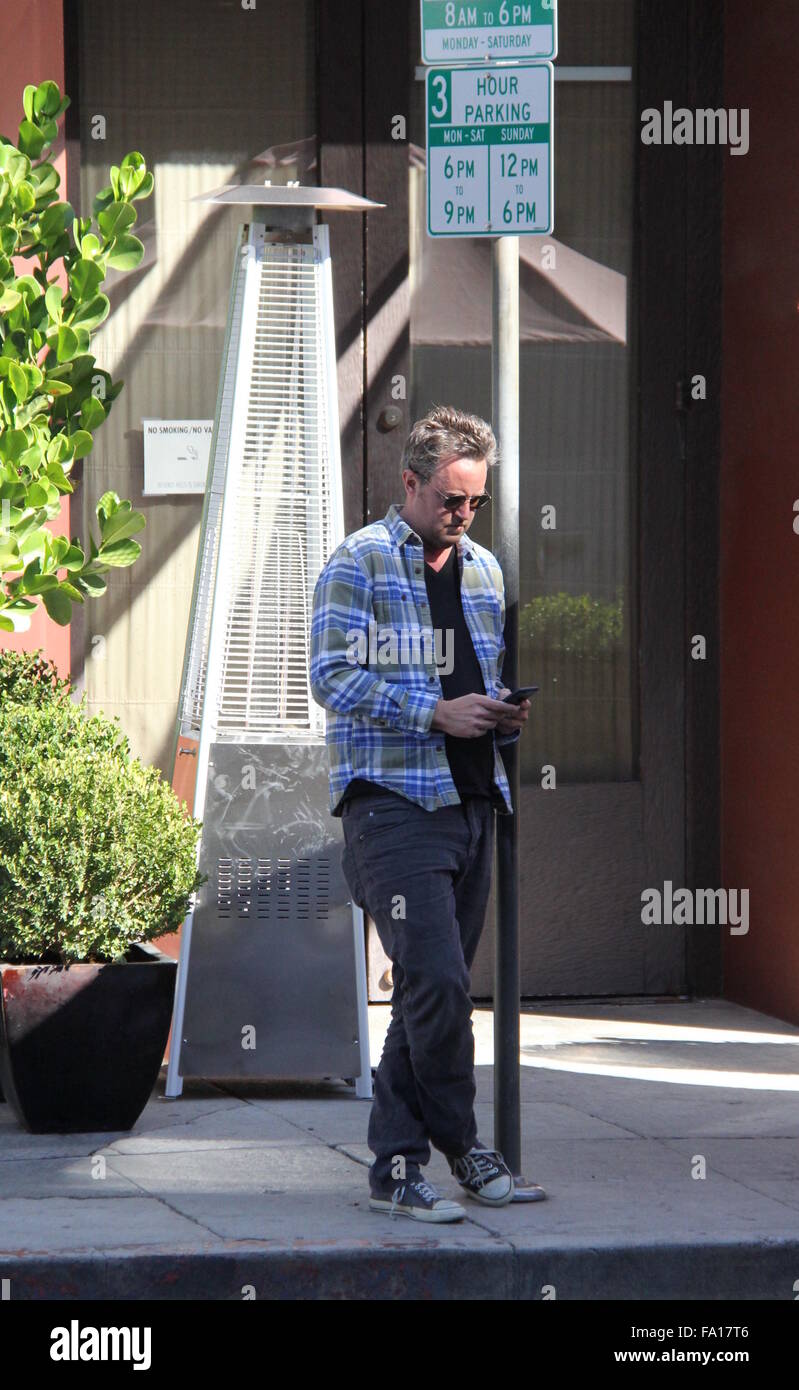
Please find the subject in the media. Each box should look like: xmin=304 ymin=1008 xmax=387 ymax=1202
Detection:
xmin=426 ymin=63 xmax=553 ymax=237
xmin=420 ymin=0 xmax=558 ymax=64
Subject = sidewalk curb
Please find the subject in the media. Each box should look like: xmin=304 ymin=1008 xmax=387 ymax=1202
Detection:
xmin=3 ymin=1239 xmax=798 ymax=1300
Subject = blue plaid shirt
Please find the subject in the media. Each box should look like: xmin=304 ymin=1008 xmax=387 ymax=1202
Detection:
xmin=310 ymin=503 xmax=519 ymax=817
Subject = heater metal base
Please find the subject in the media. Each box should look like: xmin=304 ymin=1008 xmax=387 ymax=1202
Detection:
xmin=176 ymin=744 xmax=369 ymax=1087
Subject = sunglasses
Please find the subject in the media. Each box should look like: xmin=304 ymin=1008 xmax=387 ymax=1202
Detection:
xmin=426 ymin=481 xmax=491 ymax=512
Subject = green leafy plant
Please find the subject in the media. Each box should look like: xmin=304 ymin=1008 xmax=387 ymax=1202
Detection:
xmin=520 ymin=589 xmax=625 ymax=658
xmin=0 ymin=643 xmax=73 ymax=706
xmin=0 ymin=79 xmax=152 ymax=633
xmin=0 ymin=651 xmax=206 ymax=965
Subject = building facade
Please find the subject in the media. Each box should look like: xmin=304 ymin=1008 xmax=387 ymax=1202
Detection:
xmin=2 ymin=1 xmax=796 ymax=1022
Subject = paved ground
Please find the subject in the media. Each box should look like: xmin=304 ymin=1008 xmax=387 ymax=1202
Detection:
xmin=3 ymin=998 xmax=799 ymax=1299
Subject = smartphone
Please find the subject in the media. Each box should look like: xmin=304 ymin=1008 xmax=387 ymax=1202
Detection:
xmin=501 ymin=685 xmax=539 ymax=705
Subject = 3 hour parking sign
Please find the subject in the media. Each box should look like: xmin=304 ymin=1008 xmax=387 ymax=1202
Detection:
xmin=426 ymin=63 xmax=553 ymax=237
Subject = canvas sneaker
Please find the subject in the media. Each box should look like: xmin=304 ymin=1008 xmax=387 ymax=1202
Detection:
xmin=447 ymin=1145 xmax=517 ymax=1205
xmin=369 ymin=1174 xmax=466 ymax=1223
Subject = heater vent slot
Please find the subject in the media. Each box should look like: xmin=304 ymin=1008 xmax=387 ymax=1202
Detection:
xmin=216 ymin=854 xmax=331 ymax=922
xmin=216 ymin=245 xmax=335 ymax=740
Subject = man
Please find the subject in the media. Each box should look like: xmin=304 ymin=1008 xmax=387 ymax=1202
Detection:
xmin=310 ymin=405 xmax=543 ymax=1222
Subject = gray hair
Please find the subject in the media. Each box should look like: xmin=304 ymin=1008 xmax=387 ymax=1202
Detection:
xmin=401 ymin=404 xmax=498 ymax=483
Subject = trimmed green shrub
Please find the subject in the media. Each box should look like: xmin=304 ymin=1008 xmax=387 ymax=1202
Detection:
xmin=520 ymin=589 xmax=624 ymax=658
xmin=0 ymin=690 xmax=205 ymax=964
xmin=0 ymin=644 xmax=73 ymax=706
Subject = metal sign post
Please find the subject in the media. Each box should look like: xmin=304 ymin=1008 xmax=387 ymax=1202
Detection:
xmin=491 ymin=232 xmax=537 ymax=1198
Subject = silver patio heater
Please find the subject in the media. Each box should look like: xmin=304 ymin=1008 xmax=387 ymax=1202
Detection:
xmin=165 ymin=185 xmax=383 ymax=1100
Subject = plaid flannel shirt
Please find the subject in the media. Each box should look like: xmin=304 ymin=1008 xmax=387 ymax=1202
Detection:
xmin=310 ymin=502 xmax=519 ymax=817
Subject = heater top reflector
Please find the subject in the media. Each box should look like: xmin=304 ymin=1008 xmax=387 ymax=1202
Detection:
xmin=192 ymin=184 xmax=385 ymax=210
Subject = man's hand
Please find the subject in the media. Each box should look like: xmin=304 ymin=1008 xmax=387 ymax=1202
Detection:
xmin=493 ymin=686 xmax=531 ymax=736
xmin=431 ymin=692 xmax=528 ymax=738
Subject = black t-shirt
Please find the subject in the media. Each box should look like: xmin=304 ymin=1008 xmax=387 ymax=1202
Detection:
xmin=423 ymin=544 xmax=495 ymax=800
xmin=344 ymin=543 xmax=496 ymax=805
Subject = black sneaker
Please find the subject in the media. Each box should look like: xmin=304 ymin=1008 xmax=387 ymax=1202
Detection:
xmin=369 ymin=1175 xmax=466 ymax=1223
xmin=447 ymin=1145 xmax=516 ymax=1205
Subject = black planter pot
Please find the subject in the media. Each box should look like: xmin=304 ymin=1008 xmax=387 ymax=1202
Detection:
xmin=0 ymin=943 xmax=177 ymax=1133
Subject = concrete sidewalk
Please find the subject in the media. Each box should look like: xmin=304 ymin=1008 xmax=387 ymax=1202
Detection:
xmin=3 ymin=998 xmax=799 ymax=1300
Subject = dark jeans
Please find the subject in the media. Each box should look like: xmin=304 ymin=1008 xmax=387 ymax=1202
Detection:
xmin=341 ymin=788 xmax=495 ymax=1192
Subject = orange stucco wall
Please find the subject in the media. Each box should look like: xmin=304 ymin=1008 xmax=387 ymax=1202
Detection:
xmin=721 ymin=1 xmax=799 ymax=1023
xmin=1 ymin=0 xmax=70 ymax=675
